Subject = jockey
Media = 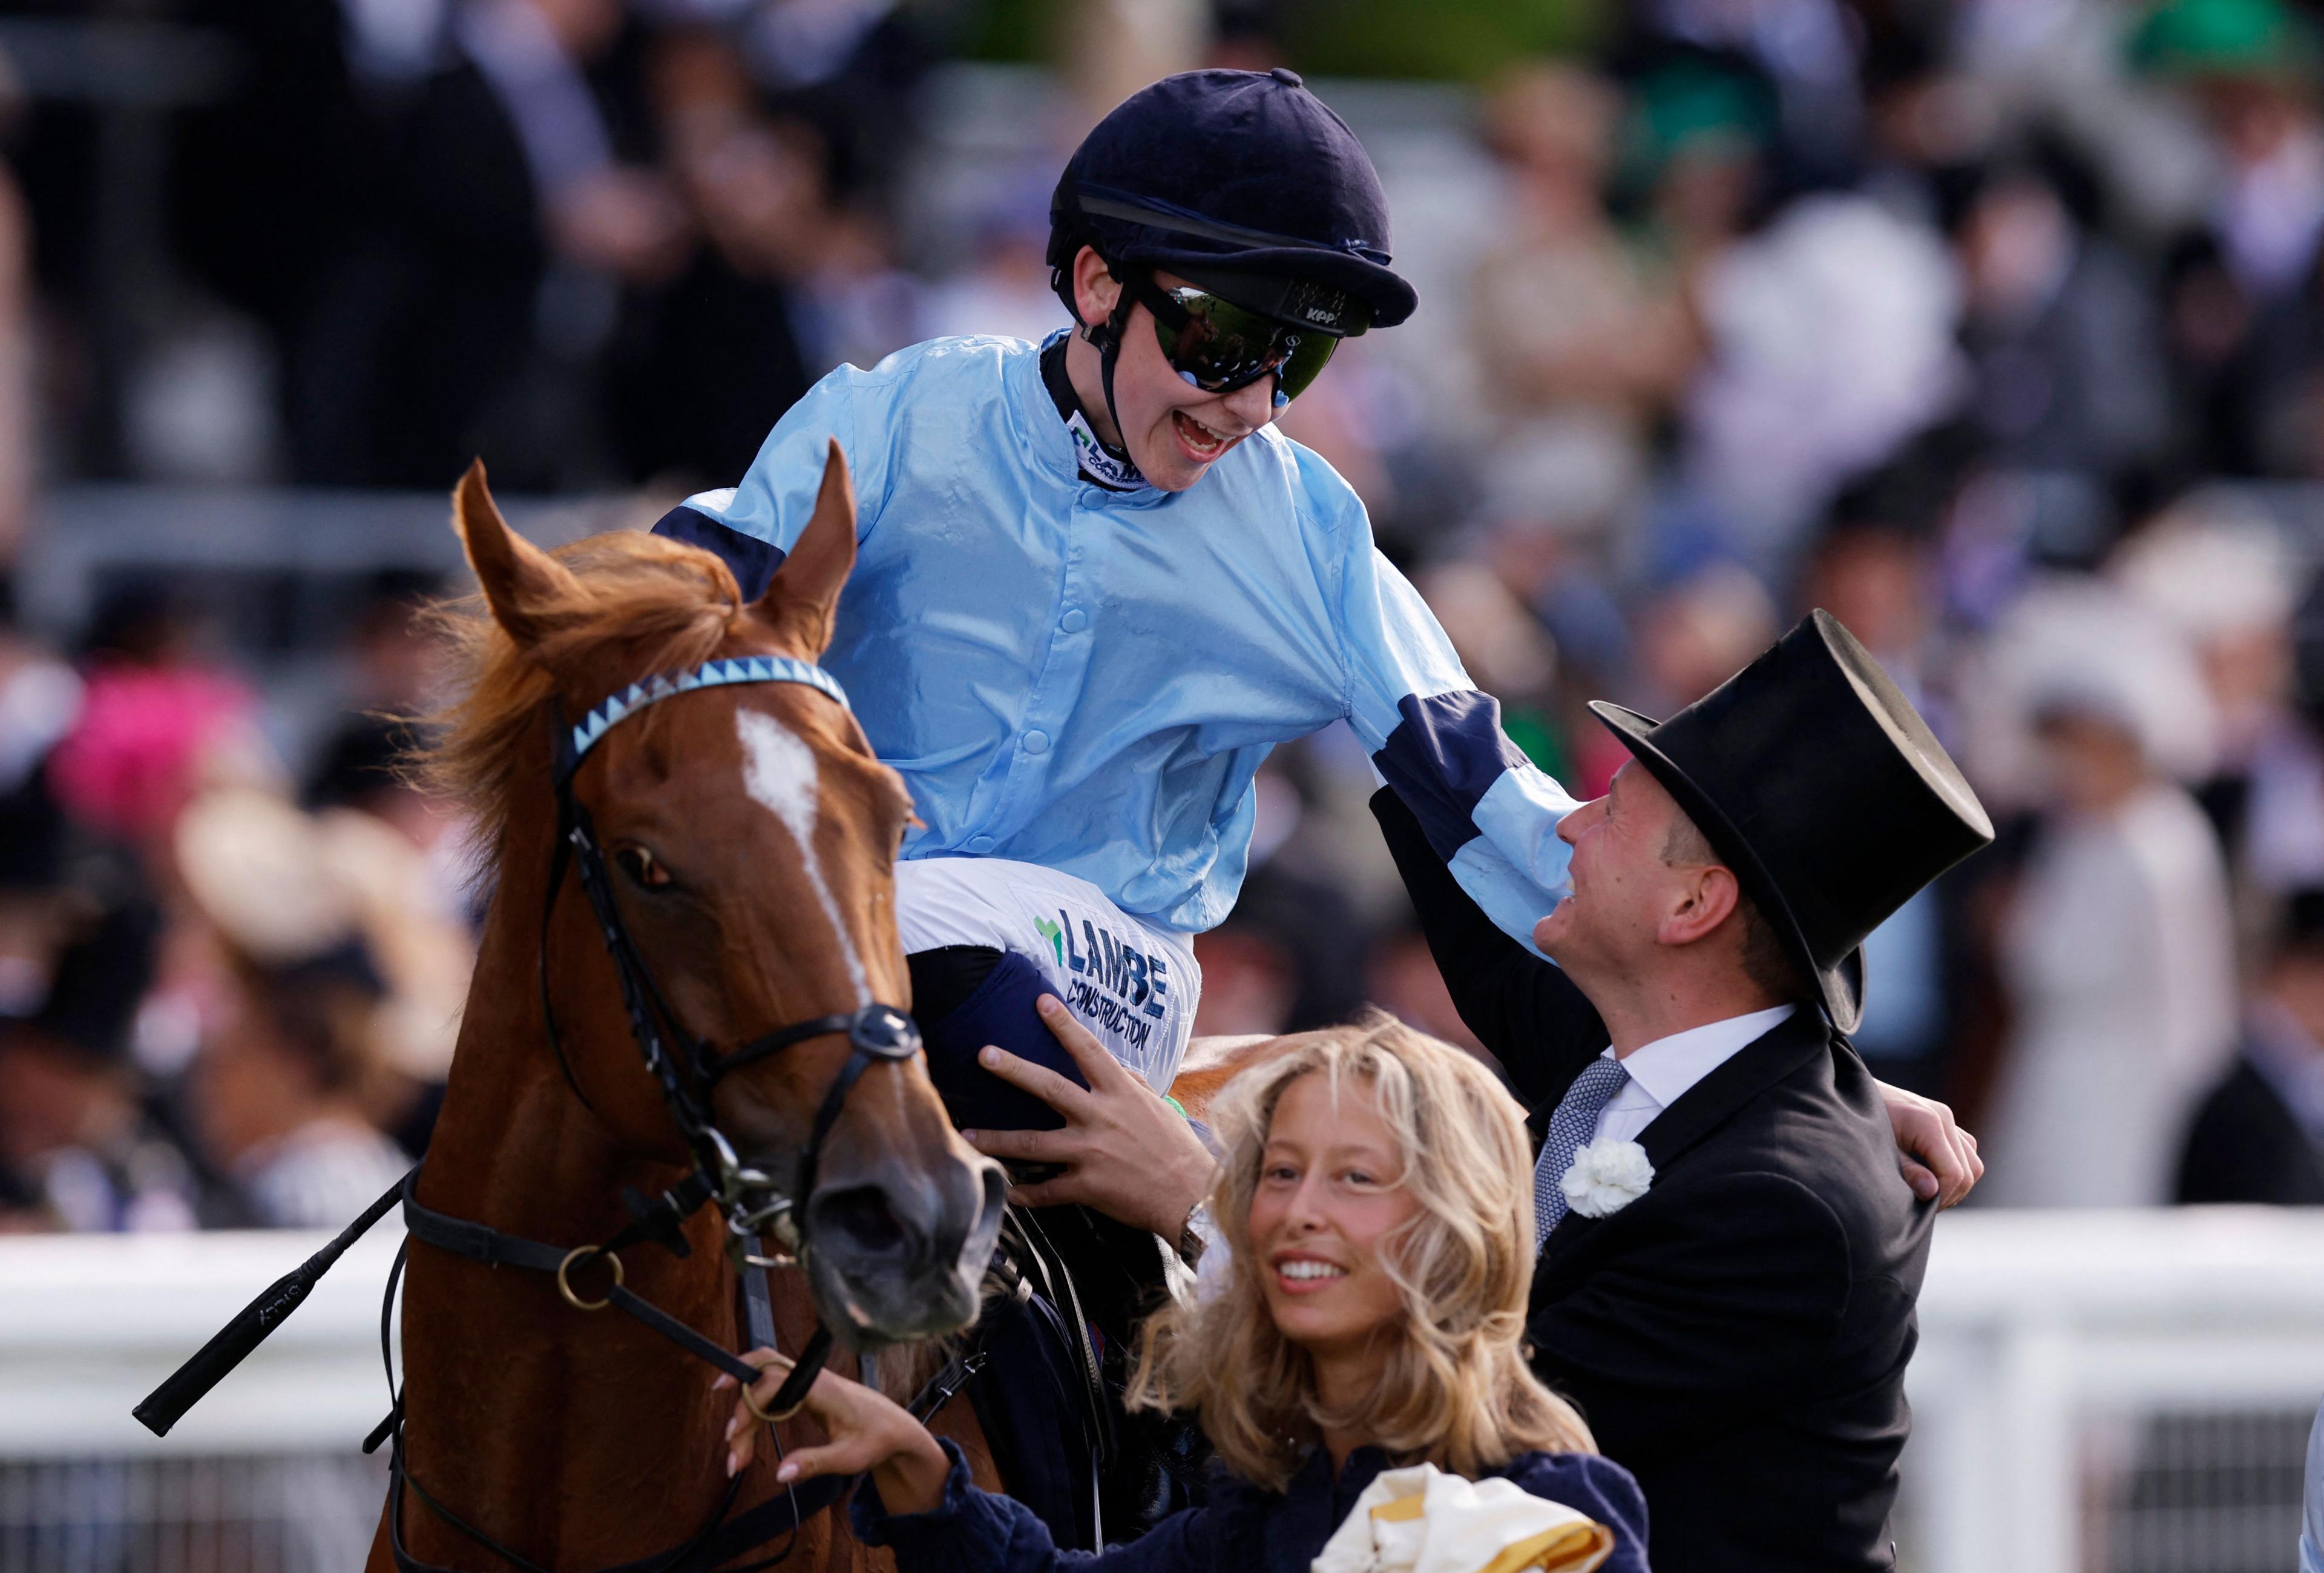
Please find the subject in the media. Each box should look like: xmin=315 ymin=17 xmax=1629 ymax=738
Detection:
xmin=654 ymin=65 xmax=1977 ymax=1549
xmin=655 ymin=67 xmax=1574 ymax=1117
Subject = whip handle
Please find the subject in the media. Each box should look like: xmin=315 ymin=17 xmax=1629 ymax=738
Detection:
xmin=132 ymin=1170 xmax=411 ymax=1438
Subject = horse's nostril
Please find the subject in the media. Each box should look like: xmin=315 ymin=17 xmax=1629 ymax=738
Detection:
xmin=813 ymin=1184 xmax=910 ymax=1256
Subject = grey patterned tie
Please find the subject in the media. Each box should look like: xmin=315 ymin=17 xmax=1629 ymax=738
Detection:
xmin=1532 ymin=1056 xmax=1633 ymax=1246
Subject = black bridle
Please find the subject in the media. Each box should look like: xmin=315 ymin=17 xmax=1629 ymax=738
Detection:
xmin=539 ymin=654 xmax=925 ymax=1266
xmin=382 ymin=654 xmax=957 ymax=1572
xmin=136 ymin=653 xmax=982 ymax=1572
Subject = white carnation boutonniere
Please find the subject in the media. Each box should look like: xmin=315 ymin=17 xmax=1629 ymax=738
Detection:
xmin=1560 ymin=1138 xmax=1654 ymax=1218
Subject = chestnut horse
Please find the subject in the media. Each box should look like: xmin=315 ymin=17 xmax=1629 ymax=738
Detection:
xmin=373 ymin=447 xmax=1005 ymax=1571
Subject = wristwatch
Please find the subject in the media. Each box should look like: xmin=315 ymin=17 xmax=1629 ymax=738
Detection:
xmin=1175 ymin=1200 xmax=1211 ymax=1267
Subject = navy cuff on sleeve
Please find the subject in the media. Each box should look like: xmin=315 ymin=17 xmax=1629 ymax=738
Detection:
xmin=652 ymin=505 xmax=788 ymax=600
xmin=1373 ymin=689 xmax=1533 ymax=862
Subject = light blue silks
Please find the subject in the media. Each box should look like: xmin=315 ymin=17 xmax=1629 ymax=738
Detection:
xmin=675 ymin=333 xmax=1578 ymax=939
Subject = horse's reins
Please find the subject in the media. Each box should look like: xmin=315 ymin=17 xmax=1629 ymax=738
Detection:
xmin=135 ymin=652 xmax=984 ymax=1572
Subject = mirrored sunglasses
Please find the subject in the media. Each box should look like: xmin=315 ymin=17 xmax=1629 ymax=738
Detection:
xmin=1129 ymin=276 xmax=1351 ymax=406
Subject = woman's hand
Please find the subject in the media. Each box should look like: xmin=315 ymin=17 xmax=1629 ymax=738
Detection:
xmin=960 ymin=995 xmax=1219 ymax=1241
xmin=1876 ymin=1080 xmax=1983 ymax=1207
xmin=713 ymin=1349 xmax=951 ymax=1516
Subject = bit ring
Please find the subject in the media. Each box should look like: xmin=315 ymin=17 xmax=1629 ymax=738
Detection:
xmin=740 ymin=1358 xmax=806 ymax=1424
xmin=556 ymin=1246 xmax=624 ymax=1312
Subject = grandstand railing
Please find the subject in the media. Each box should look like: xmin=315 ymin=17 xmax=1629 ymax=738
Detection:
xmin=0 ymin=1226 xmax=399 ymax=1457
xmin=2 ymin=1210 xmax=2320 ymax=1572
xmin=0 ymin=1228 xmax=398 ymax=1572
xmin=1904 ymin=1207 xmax=2324 ymax=1573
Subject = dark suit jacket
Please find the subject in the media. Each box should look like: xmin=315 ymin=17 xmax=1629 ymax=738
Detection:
xmin=1374 ymin=788 xmax=1936 ymax=1572
xmin=295 ymin=59 xmax=551 ymax=488
xmin=2176 ymin=1053 xmax=2324 ymax=1204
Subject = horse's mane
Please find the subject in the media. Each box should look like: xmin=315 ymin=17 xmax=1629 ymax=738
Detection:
xmin=420 ymin=531 xmax=750 ymax=867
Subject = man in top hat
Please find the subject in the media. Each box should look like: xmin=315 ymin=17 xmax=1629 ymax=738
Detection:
xmin=1367 ymin=609 xmax=1992 ymax=1572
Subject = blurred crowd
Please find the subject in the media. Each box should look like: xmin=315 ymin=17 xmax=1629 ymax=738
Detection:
xmin=13 ymin=0 xmax=2324 ymax=1229
xmin=0 ymin=573 xmax=471 ymax=1230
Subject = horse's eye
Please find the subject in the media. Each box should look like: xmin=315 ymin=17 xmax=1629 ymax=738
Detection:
xmin=615 ymin=844 xmax=672 ymax=889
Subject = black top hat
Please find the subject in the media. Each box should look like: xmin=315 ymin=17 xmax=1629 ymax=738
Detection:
xmin=1589 ymin=609 xmax=1994 ymax=1032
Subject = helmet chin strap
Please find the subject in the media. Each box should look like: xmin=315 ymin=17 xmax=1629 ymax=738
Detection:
xmin=1077 ymin=263 xmax=1137 ymax=460
xmin=1086 ymin=316 xmax=1130 ymax=456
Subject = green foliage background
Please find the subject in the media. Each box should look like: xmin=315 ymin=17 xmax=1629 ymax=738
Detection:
xmin=957 ymin=0 xmax=1605 ymax=80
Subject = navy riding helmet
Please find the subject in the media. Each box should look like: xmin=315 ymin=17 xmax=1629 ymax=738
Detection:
xmin=1046 ymin=68 xmax=1419 ymax=425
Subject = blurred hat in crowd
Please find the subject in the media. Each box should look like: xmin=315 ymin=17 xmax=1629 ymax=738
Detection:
xmin=1961 ymin=577 xmax=2219 ymax=808
xmin=0 ymin=763 xmax=65 ymax=893
xmin=0 ymin=652 xmax=81 ymax=799
xmin=0 ymin=762 xmax=153 ymax=1028
xmin=318 ymin=807 xmax=468 ymax=1080
xmin=1618 ymin=56 xmax=1775 ymax=188
xmin=2130 ymin=0 xmax=2320 ymax=82
xmin=2275 ymin=885 xmax=2324 ymax=955
xmin=176 ymin=788 xmax=464 ymax=1079
xmin=305 ymin=715 xmax=416 ymax=813
xmin=177 ymin=789 xmax=360 ymax=967
xmin=16 ymin=895 xmax=161 ymax=1066
xmin=1684 ymin=195 xmax=1965 ymax=557
xmin=2113 ymin=499 xmax=2297 ymax=640
xmin=47 ymin=658 xmax=272 ymax=844
xmin=2113 ymin=502 xmax=2299 ymax=758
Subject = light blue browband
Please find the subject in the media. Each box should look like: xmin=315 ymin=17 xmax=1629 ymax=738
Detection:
xmin=565 ymin=655 xmax=851 ymax=772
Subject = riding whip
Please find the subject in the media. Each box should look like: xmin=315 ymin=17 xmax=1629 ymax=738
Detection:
xmin=133 ymin=1169 xmax=410 ymax=1437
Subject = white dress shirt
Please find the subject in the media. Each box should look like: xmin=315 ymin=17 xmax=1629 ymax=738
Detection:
xmin=1588 ymin=1004 xmax=1798 ymax=1146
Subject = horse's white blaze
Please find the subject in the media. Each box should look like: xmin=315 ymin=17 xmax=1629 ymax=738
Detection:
xmin=737 ymin=709 xmax=871 ymax=1007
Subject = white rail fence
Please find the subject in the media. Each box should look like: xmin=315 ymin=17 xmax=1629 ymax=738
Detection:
xmin=0 ymin=1230 xmax=398 ymax=1572
xmin=1 ymin=1210 xmax=2320 ymax=1573
xmin=1902 ymin=1207 xmax=2324 ymax=1573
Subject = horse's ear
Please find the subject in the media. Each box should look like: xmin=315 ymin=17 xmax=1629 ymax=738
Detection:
xmin=752 ymin=439 xmax=856 ymax=658
xmin=453 ymin=459 xmax=578 ymax=648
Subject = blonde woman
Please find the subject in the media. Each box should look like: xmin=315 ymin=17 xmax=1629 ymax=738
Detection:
xmin=717 ymin=1007 xmax=1649 ymax=1572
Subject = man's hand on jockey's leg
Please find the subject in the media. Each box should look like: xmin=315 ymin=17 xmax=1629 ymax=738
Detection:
xmin=962 ymin=994 xmax=1218 ymax=1241
xmin=1877 ymin=1079 xmax=1982 ymax=1207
